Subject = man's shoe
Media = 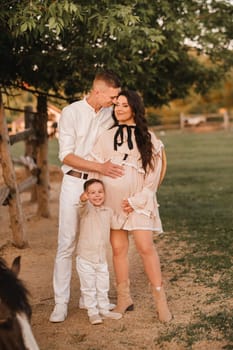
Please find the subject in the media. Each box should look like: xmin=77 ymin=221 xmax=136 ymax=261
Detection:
xmin=89 ymin=314 xmax=103 ymax=325
xmin=49 ymin=304 xmax=68 ymax=323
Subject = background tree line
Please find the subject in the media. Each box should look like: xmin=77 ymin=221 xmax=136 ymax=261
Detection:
xmin=1 ymin=0 xmax=233 ymax=110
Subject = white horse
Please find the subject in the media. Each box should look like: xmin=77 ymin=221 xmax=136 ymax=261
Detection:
xmin=0 ymin=256 xmax=39 ymax=350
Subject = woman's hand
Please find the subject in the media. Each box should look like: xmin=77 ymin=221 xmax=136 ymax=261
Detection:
xmin=122 ymin=199 xmax=133 ymax=214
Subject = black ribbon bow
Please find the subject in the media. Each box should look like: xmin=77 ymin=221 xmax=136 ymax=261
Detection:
xmin=113 ymin=124 xmax=135 ymax=151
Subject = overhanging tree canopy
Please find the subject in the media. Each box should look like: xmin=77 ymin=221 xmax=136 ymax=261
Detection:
xmin=1 ymin=0 xmax=233 ymax=105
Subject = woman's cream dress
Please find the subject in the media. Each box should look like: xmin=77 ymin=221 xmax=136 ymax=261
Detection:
xmin=90 ymin=125 xmax=164 ymax=233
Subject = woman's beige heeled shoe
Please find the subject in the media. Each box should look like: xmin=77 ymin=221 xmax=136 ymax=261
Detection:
xmin=152 ymin=284 xmax=172 ymax=322
xmin=113 ymin=279 xmax=134 ymax=314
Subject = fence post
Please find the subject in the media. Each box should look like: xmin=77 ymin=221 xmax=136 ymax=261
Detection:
xmin=223 ymin=111 xmax=229 ymax=130
xmin=0 ymin=92 xmax=28 ymax=248
xmin=180 ymin=113 xmax=185 ymax=129
xmin=24 ymin=106 xmax=38 ymax=201
xmin=35 ymin=94 xmax=50 ymax=218
xmin=25 ymin=105 xmax=37 ymax=157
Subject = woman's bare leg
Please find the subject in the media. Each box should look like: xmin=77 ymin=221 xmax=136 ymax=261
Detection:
xmin=110 ymin=229 xmax=134 ymax=313
xmin=133 ymin=230 xmax=162 ymax=286
xmin=110 ymin=229 xmax=129 ymax=284
xmin=133 ymin=230 xmax=172 ymax=322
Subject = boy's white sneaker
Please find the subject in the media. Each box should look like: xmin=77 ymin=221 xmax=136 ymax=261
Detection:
xmin=108 ymin=303 xmax=116 ymax=311
xmin=79 ymin=298 xmax=115 ymax=311
xmin=89 ymin=314 xmax=103 ymax=325
xmin=49 ymin=304 xmax=67 ymax=323
xmin=100 ymin=311 xmax=122 ymax=320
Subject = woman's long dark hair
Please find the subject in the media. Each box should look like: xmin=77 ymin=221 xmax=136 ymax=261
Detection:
xmin=112 ymin=90 xmax=154 ymax=172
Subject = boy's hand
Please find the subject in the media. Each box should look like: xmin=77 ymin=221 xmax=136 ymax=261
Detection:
xmin=80 ymin=192 xmax=88 ymax=202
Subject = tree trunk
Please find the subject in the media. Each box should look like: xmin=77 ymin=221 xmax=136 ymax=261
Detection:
xmin=0 ymin=92 xmax=27 ymax=248
xmin=36 ymin=95 xmax=50 ymax=218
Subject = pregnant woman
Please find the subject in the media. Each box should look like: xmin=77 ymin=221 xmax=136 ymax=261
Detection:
xmin=91 ymin=90 xmax=172 ymax=322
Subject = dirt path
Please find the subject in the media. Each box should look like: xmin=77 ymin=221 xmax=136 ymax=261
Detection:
xmin=0 ymin=167 xmax=229 ymax=350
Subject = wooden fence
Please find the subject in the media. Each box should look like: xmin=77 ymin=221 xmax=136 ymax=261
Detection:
xmin=180 ymin=111 xmax=230 ymax=129
xmin=0 ymin=93 xmax=50 ymax=248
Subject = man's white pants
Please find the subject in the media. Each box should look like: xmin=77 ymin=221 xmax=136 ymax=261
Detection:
xmin=53 ymin=174 xmax=85 ymax=305
xmin=76 ymin=256 xmax=110 ymax=317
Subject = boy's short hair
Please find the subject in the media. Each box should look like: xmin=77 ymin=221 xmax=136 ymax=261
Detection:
xmin=83 ymin=178 xmax=105 ymax=192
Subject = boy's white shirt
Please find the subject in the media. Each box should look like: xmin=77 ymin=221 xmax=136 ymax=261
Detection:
xmin=76 ymin=200 xmax=126 ymax=264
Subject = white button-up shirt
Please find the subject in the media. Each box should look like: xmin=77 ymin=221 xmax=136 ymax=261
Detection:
xmin=58 ymin=98 xmax=114 ymax=174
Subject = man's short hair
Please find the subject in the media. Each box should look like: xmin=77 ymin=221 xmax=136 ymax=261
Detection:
xmin=94 ymin=70 xmax=121 ymax=88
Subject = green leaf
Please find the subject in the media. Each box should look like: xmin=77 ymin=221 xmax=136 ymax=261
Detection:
xmin=48 ymin=17 xmax=56 ymax=29
xmin=20 ymin=23 xmax=28 ymax=32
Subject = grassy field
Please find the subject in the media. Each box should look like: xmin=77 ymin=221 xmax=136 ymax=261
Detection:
xmin=159 ymin=129 xmax=233 ymax=273
xmin=156 ymin=129 xmax=233 ymax=349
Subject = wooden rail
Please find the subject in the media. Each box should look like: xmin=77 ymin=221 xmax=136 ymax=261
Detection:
xmin=180 ymin=112 xmax=230 ymax=129
xmin=9 ymin=128 xmax=34 ymax=145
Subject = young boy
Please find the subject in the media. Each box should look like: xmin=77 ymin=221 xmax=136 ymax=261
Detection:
xmin=76 ymin=179 xmax=124 ymax=325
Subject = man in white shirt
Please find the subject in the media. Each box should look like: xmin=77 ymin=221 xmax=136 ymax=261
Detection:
xmin=50 ymin=70 xmax=123 ymax=323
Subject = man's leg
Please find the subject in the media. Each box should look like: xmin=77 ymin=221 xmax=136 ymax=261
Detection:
xmin=50 ymin=175 xmax=83 ymax=322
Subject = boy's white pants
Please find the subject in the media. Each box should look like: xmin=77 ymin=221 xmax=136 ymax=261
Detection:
xmin=76 ymin=256 xmax=110 ymax=317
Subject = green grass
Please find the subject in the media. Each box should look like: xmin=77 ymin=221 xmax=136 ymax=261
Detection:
xmin=155 ymin=310 xmax=233 ymax=348
xmin=11 ymin=138 xmax=61 ymax=166
xmin=155 ymin=129 xmax=233 ymax=348
xmin=158 ymin=130 xmax=233 ymax=267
